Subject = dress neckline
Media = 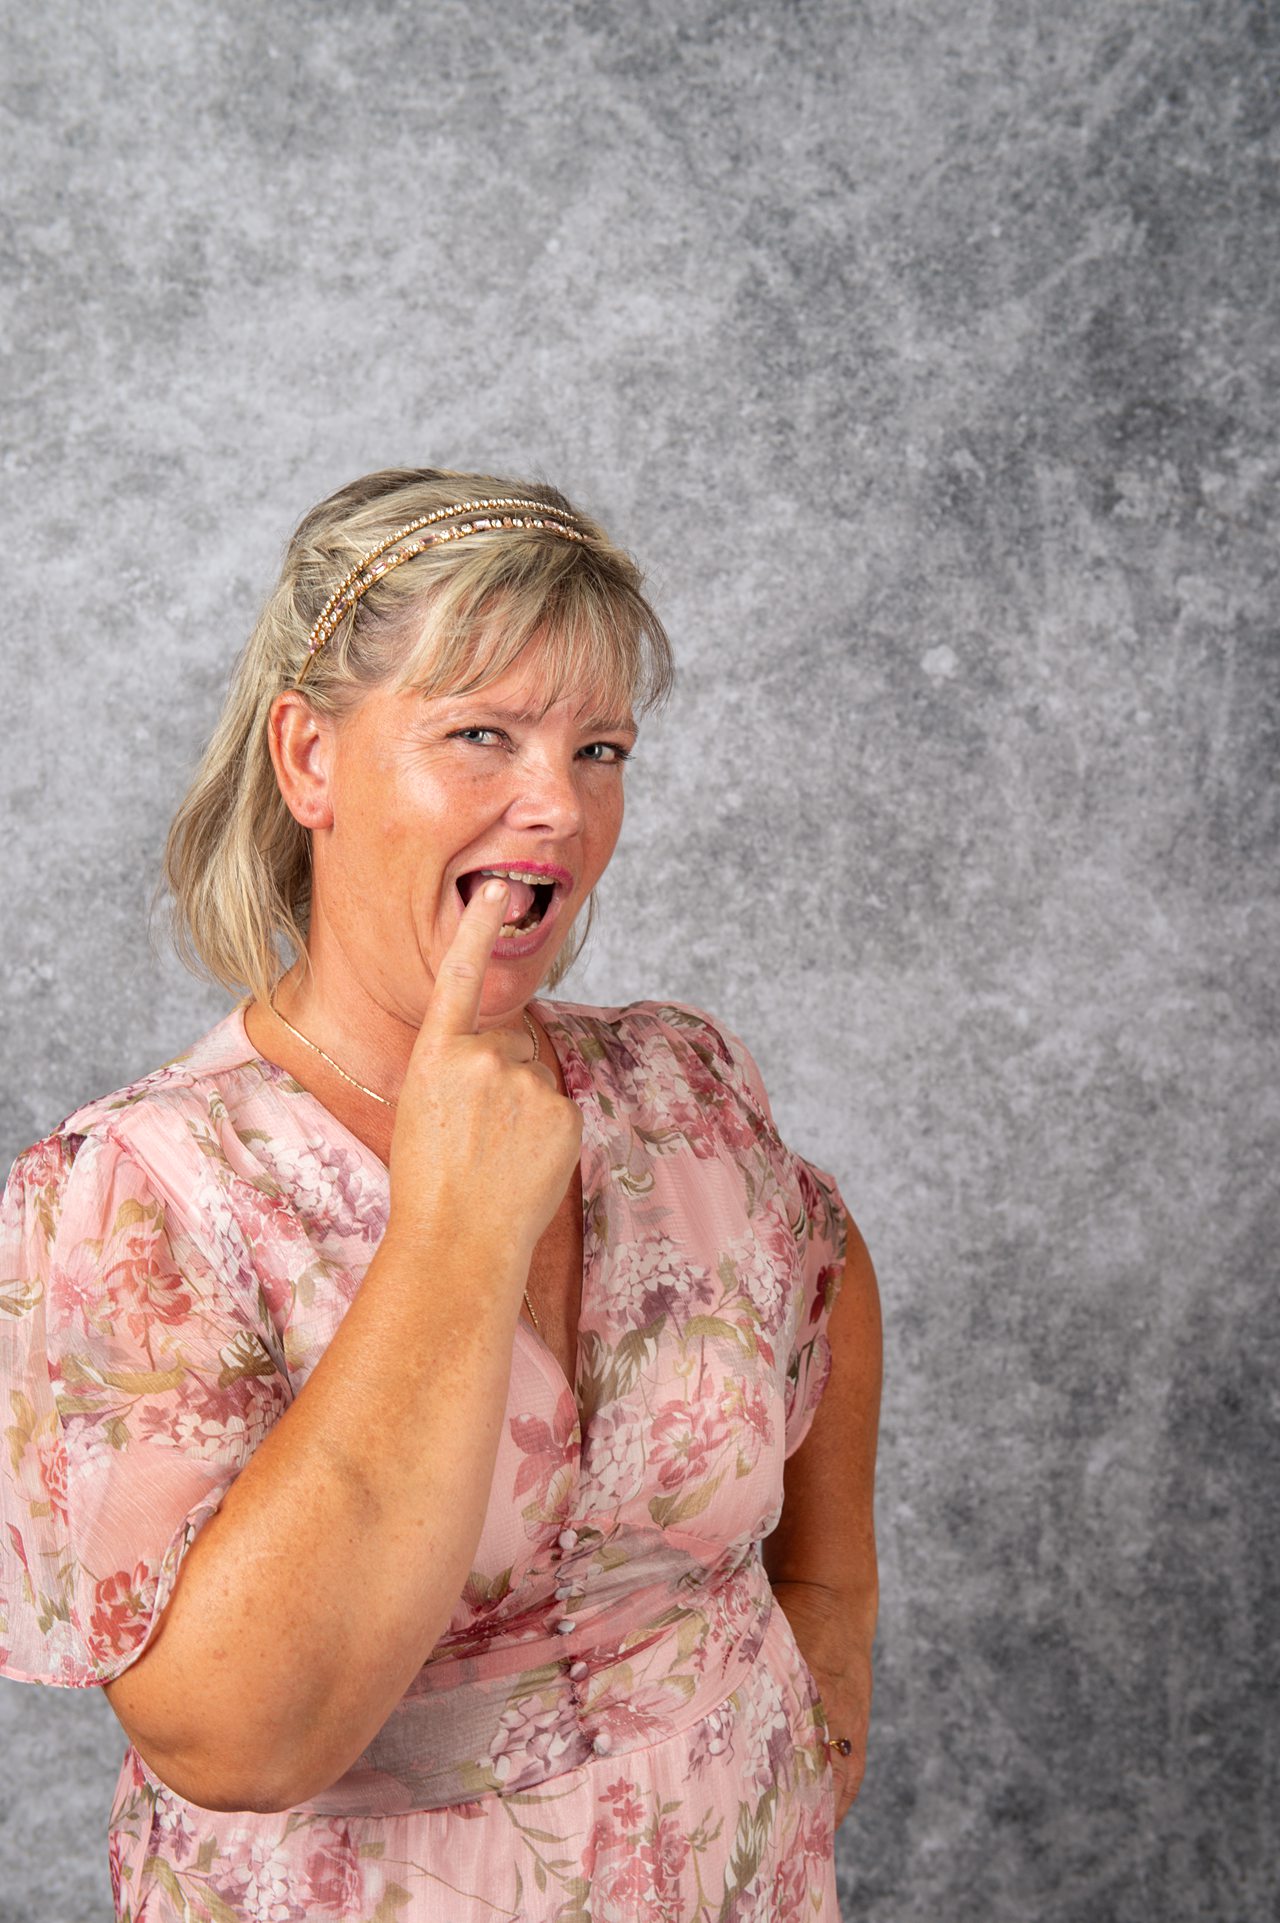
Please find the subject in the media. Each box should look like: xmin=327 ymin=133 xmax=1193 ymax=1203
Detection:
xmin=225 ymin=997 xmax=597 ymax=1425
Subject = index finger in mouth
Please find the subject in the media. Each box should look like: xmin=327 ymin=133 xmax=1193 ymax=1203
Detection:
xmin=422 ymin=878 xmax=511 ymax=1037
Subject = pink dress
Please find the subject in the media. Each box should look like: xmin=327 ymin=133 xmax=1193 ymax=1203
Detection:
xmin=0 ymin=997 xmax=849 ymax=1923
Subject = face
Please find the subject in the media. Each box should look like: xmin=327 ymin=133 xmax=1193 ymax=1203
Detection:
xmin=296 ymin=654 xmax=638 ymax=1031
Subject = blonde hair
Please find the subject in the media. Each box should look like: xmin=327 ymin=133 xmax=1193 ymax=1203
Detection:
xmin=163 ymin=467 xmax=675 ymax=1006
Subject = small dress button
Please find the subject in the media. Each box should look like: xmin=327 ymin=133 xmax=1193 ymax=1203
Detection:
xmin=554 ymin=1581 xmax=576 ymax=1600
xmin=555 ymin=1617 xmax=576 ymax=1634
xmin=569 ymin=1660 xmax=589 ymax=1680
xmin=557 ymin=1528 xmax=578 ymax=1553
xmin=591 ymin=1732 xmax=613 ymax=1755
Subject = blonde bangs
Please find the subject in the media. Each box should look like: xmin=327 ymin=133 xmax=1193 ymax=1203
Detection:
xmin=392 ymin=547 xmax=670 ymax=722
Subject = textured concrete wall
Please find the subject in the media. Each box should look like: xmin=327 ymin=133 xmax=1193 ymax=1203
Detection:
xmin=2 ymin=2 xmax=1276 ymax=1919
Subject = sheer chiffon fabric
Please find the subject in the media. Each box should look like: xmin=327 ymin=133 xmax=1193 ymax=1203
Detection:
xmin=1 ymin=998 xmax=848 ymax=1922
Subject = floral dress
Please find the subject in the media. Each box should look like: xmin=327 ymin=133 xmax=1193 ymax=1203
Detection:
xmin=0 ymin=996 xmax=849 ymax=1923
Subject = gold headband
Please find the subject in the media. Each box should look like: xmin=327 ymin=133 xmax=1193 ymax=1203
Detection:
xmin=296 ymin=496 xmax=586 ymax=684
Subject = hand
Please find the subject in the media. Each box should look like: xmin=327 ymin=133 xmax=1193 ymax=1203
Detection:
xmin=819 ymin=1670 xmax=870 ymax=1826
xmin=386 ymin=878 xmax=583 ymax=1261
xmin=771 ymin=1581 xmax=873 ymax=1828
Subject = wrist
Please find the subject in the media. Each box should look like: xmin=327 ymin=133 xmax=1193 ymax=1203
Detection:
xmin=377 ymin=1213 xmax=533 ymax=1296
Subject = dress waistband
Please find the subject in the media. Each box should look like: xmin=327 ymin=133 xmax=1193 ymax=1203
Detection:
xmin=300 ymin=1559 xmax=776 ymax=1816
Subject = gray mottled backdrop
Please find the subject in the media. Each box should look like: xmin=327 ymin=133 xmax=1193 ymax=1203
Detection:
xmin=1 ymin=1 xmax=1276 ymax=1919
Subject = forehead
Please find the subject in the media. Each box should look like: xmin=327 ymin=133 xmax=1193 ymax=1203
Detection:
xmin=432 ymin=659 xmax=636 ymax=728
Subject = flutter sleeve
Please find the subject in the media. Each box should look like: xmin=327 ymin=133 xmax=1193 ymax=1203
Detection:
xmin=0 ymin=1125 xmax=291 ymax=1687
xmin=658 ymin=1001 xmax=851 ymax=1458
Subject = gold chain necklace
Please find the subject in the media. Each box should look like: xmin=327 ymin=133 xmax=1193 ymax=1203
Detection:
xmin=268 ymin=994 xmax=544 ymax=1333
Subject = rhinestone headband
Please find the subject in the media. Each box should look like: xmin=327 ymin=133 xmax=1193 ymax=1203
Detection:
xmin=296 ymin=496 xmax=586 ymax=683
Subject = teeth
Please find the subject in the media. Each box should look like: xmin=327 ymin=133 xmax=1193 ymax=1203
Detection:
xmin=467 ymin=867 xmax=557 ymax=941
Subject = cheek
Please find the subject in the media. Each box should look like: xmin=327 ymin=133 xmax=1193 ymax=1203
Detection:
xmin=587 ymin=772 xmax=626 ymax=832
xmin=596 ymin=792 xmax=626 ymax=857
xmin=341 ymin=762 xmax=474 ymax=848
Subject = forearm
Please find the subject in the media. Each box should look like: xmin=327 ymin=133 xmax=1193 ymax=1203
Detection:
xmin=764 ymin=1428 xmax=880 ymax=1682
xmin=105 ymin=1222 xmax=530 ymax=1812
xmin=767 ymin=1562 xmax=878 ymax=1678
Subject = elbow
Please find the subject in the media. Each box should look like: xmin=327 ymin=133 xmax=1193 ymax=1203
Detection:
xmin=137 ymin=1758 xmax=280 ymax=1816
xmin=196 ymin=1774 xmax=310 ymax=1817
xmin=133 ymin=1739 xmax=337 ymax=1816
xmin=109 ymin=1673 xmax=352 ymax=1814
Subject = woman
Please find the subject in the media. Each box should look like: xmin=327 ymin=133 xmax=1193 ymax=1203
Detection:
xmin=0 ymin=468 xmax=882 ymax=1923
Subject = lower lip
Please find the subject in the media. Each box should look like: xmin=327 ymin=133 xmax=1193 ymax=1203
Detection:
xmin=480 ymin=887 xmax=567 ymax=959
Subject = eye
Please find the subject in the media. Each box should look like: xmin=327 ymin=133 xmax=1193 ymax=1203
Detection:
xmin=447 ymin=728 xmax=632 ymax=763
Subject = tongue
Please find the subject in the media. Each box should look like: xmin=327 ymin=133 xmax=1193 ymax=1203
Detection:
xmin=460 ymin=873 xmax=537 ymax=920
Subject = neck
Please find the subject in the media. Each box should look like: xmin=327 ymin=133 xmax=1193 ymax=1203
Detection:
xmin=271 ymin=963 xmax=418 ymax=1102
xmin=279 ymin=903 xmax=537 ymax=1093
xmin=259 ymin=949 xmax=538 ymax=1107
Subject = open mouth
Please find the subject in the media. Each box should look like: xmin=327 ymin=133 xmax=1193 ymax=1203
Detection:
xmin=456 ymin=870 xmax=561 ymax=940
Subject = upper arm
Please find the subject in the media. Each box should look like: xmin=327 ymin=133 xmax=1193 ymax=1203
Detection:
xmin=764 ymin=1209 xmax=883 ymax=1597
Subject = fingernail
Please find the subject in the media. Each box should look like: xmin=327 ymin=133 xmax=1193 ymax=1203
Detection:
xmin=483 ymin=879 xmax=507 ymax=902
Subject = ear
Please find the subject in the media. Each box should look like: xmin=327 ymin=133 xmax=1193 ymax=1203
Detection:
xmin=268 ymin=692 xmax=336 ymax=830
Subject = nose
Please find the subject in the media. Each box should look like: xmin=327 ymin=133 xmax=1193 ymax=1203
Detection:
xmin=503 ymin=747 xmax=588 ymax=837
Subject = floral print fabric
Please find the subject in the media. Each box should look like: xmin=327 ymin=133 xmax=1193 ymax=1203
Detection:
xmin=1 ymin=997 xmax=848 ymax=1922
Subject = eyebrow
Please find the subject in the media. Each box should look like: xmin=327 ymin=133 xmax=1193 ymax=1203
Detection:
xmin=446 ymin=700 xmax=638 ymax=733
